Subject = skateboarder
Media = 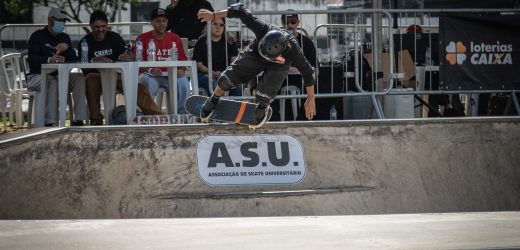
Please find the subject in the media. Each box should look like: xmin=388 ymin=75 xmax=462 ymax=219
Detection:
xmin=197 ymin=4 xmax=316 ymax=127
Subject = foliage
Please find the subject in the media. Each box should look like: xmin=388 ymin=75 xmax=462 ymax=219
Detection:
xmin=4 ymin=0 xmax=141 ymax=23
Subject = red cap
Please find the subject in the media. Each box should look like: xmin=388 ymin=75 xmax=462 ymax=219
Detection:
xmin=407 ymin=24 xmax=422 ymax=33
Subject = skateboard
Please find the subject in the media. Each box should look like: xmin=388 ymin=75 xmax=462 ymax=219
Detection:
xmin=185 ymin=95 xmax=271 ymax=129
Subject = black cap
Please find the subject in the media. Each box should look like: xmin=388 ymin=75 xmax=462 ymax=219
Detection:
xmin=90 ymin=10 xmax=108 ymax=24
xmin=150 ymin=8 xmax=168 ymax=20
xmin=281 ymin=9 xmax=299 ymax=22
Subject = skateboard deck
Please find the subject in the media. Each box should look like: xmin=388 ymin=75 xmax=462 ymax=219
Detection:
xmin=185 ymin=95 xmax=258 ymax=125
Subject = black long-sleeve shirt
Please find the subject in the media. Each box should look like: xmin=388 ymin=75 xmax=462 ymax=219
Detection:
xmin=294 ymin=33 xmax=318 ymax=68
xmin=227 ymin=4 xmax=315 ymax=87
xmin=27 ymin=27 xmax=78 ymax=75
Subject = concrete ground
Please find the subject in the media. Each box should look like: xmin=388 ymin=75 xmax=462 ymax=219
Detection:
xmin=1 ymin=212 xmax=519 ymax=250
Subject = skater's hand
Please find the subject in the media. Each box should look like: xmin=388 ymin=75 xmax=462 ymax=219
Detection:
xmin=197 ymin=9 xmax=214 ymax=22
xmin=304 ymin=97 xmax=316 ymax=120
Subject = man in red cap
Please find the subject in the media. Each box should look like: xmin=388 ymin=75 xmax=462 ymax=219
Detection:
xmin=135 ymin=8 xmax=190 ymax=113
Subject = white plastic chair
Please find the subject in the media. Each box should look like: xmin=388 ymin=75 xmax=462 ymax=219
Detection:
xmin=20 ymin=50 xmax=44 ymax=127
xmin=0 ymin=90 xmax=6 ymax=132
xmin=0 ymin=52 xmax=27 ymax=128
xmin=279 ymin=85 xmax=301 ymax=121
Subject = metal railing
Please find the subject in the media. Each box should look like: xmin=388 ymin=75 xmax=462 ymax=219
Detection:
xmin=0 ymin=22 xmax=150 ymax=54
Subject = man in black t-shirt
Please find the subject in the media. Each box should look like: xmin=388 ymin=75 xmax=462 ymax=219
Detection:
xmin=78 ymin=10 xmax=163 ymax=125
xmin=281 ymin=11 xmax=318 ymax=69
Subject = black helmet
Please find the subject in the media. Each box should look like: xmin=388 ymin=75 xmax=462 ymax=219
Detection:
xmin=258 ymin=30 xmax=287 ymax=61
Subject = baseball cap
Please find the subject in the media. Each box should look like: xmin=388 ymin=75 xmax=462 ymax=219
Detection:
xmin=281 ymin=9 xmax=299 ymax=22
xmin=407 ymin=24 xmax=422 ymax=33
xmin=48 ymin=8 xmax=70 ymax=21
xmin=150 ymin=8 xmax=168 ymax=20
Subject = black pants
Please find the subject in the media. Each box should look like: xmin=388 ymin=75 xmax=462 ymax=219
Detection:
xmin=220 ymin=51 xmax=290 ymax=100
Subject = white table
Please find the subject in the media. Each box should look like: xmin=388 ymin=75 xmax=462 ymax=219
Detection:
xmin=41 ymin=60 xmax=198 ymax=127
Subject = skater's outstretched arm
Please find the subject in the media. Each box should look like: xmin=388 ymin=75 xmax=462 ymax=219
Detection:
xmin=305 ymin=86 xmax=316 ymax=120
xmin=198 ymin=4 xmax=271 ymax=39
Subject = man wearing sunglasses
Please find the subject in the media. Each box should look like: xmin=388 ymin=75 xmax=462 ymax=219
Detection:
xmin=281 ymin=10 xmax=318 ymax=70
xmin=197 ymin=4 xmax=316 ymax=127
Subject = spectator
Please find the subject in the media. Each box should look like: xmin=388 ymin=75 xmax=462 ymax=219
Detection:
xmin=78 ymin=10 xmax=164 ymax=125
xmin=192 ymin=17 xmax=239 ymax=96
xmin=407 ymin=24 xmax=423 ymax=40
xmin=136 ymin=8 xmax=190 ymax=114
xmin=26 ymin=7 xmax=88 ymax=126
xmin=166 ymin=0 xmax=214 ymax=42
xmin=281 ymin=10 xmax=318 ymax=69
xmin=405 ymin=24 xmax=464 ymax=117
xmin=197 ymin=4 xmax=317 ymax=127
xmin=277 ymin=10 xmax=319 ymax=120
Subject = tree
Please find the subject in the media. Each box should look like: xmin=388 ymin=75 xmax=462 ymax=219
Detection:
xmin=4 ymin=0 xmax=141 ymax=24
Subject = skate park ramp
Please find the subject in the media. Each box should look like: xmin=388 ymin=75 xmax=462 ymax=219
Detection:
xmin=0 ymin=117 xmax=519 ymax=219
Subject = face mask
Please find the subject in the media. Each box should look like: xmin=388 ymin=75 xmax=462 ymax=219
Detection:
xmin=415 ymin=33 xmax=422 ymax=40
xmin=52 ymin=21 xmax=65 ymax=34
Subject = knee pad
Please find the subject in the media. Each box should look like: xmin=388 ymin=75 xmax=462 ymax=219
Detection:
xmin=255 ymin=91 xmax=273 ymax=109
xmin=216 ymin=75 xmax=235 ymax=91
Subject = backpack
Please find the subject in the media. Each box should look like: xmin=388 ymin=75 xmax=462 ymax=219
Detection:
xmin=111 ymin=105 xmax=143 ymax=125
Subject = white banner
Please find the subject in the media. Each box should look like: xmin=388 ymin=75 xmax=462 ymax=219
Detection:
xmin=196 ymin=135 xmax=306 ymax=185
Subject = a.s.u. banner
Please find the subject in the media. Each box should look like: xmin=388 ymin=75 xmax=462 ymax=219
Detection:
xmin=440 ymin=13 xmax=520 ymax=90
xmin=196 ymin=135 xmax=306 ymax=185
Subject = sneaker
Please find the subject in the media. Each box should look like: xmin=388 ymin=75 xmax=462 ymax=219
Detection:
xmin=254 ymin=106 xmax=272 ymax=128
xmin=90 ymin=120 xmax=104 ymax=126
xmin=200 ymin=99 xmax=217 ymax=123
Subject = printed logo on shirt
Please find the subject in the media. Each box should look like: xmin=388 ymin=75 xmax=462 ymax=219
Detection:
xmin=45 ymin=43 xmax=56 ymax=55
xmin=94 ymin=49 xmax=113 ymax=57
xmin=156 ymin=49 xmax=171 ymax=61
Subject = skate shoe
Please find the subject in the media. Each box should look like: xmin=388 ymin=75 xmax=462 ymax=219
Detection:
xmin=253 ymin=106 xmax=273 ymax=128
xmin=200 ymin=99 xmax=217 ymax=123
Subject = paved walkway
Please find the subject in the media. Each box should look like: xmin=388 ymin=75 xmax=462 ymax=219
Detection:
xmin=1 ymin=212 xmax=519 ymax=250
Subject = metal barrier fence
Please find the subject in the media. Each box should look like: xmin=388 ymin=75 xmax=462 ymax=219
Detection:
xmin=225 ymin=8 xmax=520 ymax=119
xmin=0 ymin=22 xmax=150 ymax=54
xmin=2 ymin=8 xmax=519 ymax=120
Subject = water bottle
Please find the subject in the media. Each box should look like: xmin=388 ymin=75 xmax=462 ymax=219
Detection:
xmin=135 ymin=38 xmax=143 ymax=61
xmin=80 ymin=39 xmax=88 ymax=63
xmin=169 ymin=42 xmax=178 ymax=61
xmin=425 ymin=47 xmax=432 ymax=66
xmin=330 ymin=105 xmax=337 ymax=120
xmin=147 ymin=38 xmax=156 ymax=61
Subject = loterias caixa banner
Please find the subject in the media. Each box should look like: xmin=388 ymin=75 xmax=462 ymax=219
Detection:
xmin=440 ymin=12 xmax=520 ymax=90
